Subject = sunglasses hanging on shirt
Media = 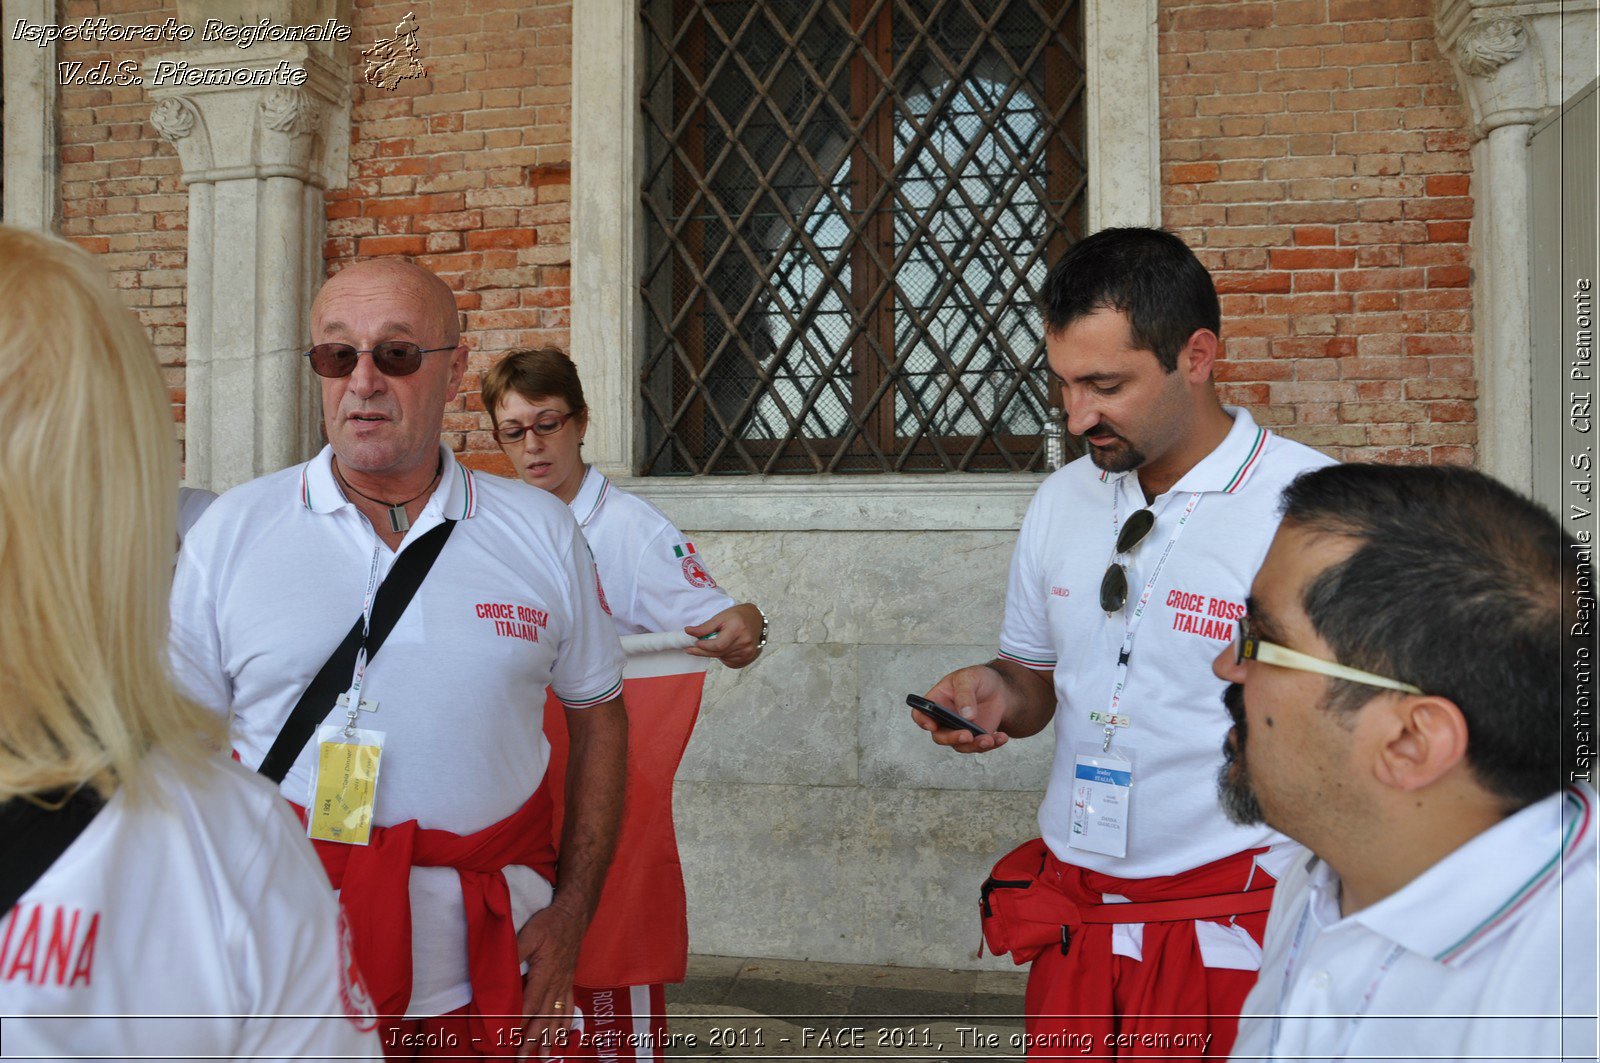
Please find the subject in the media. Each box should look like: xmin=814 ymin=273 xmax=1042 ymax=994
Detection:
xmin=1100 ymin=507 xmax=1156 ymax=614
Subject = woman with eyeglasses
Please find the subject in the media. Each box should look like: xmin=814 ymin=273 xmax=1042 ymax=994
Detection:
xmin=0 ymin=225 xmax=381 ymax=1057
xmin=482 ymin=347 xmax=767 ymax=1059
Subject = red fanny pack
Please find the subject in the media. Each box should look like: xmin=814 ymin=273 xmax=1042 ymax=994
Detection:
xmin=979 ymin=839 xmax=1278 ymax=966
xmin=979 ymin=838 xmax=1065 ymax=965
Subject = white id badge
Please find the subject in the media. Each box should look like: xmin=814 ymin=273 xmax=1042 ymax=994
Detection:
xmin=1067 ymin=749 xmax=1133 ymax=858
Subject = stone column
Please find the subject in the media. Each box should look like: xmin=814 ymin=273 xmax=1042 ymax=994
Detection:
xmin=1 ymin=0 xmax=59 ymax=230
xmin=147 ymin=0 xmax=351 ymax=490
xmin=1436 ymin=0 xmax=1599 ymax=489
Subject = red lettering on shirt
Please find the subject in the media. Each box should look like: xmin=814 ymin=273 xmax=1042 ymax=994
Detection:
xmin=1166 ymin=589 xmax=1239 ymax=643
xmin=4 ymin=905 xmax=41 ymax=983
xmin=68 ymin=913 xmax=97 ymax=988
xmin=493 ymin=619 xmax=541 ymax=643
xmin=42 ymin=906 xmax=79 ymax=986
xmin=0 ymin=904 xmax=97 ymax=988
xmin=337 ymin=909 xmax=378 ymax=1031
xmin=476 ymin=602 xmax=550 ymax=643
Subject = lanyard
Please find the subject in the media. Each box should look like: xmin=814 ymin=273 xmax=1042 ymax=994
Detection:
xmin=341 ymin=544 xmax=386 ymax=735
xmin=1266 ymin=898 xmax=1405 ymax=1061
xmin=1097 ymin=485 xmax=1203 ymax=751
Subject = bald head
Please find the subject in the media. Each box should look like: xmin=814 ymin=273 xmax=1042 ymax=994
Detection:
xmin=312 ymin=259 xmax=460 ymax=346
xmin=309 ymin=257 xmax=469 ymax=492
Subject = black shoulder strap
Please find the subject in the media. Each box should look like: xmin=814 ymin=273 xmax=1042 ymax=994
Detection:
xmin=257 ymin=519 xmax=456 ymax=784
xmin=1 ymin=789 xmax=105 ymax=916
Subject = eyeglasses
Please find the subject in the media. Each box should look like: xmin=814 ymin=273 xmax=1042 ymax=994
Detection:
xmin=1234 ymin=616 xmax=1423 ymax=694
xmin=304 ymin=341 xmax=456 ymax=379
xmin=1100 ymin=508 xmax=1155 ymax=613
xmin=492 ymin=409 xmax=581 ymax=444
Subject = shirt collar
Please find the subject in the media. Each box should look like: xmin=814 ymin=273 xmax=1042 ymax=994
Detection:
xmin=567 ymin=464 xmax=610 ymax=527
xmin=1326 ymin=786 xmax=1595 ymax=966
xmin=1095 ymin=407 xmax=1270 ymax=497
xmin=298 ymin=444 xmax=478 ymax=521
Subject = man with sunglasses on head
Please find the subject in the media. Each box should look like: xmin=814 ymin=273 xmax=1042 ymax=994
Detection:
xmin=170 ymin=258 xmax=628 ymax=1058
xmin=1217 ymin=463 xmax=1595 ymax=1063
xmin=915 ymin=227 xmax=1333 ymax=1058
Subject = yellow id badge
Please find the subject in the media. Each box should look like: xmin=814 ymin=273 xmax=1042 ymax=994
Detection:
xmin=308 ymin=725 xmax=385 ymax=846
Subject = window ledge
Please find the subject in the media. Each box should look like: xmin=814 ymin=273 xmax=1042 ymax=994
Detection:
xmin=609 ymin=473 xmax=1045 ymax=532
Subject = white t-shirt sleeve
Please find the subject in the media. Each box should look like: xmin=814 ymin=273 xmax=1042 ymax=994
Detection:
xmin=227 ymin=797 xmax=382 ymax=1058
xmin=627 ymin=524 xmax=737 ymax=632
xmin=169 ymin=537 xmax=232 ymax=717
xmin=550 ymin=525 xmax=626 ymax=708
xmin=996 ymin=491 xmax=1057 ymax=671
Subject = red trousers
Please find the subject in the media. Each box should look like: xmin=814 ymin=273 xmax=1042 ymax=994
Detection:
xmin=1017 ymin=846 xmax=1276 ymax=1060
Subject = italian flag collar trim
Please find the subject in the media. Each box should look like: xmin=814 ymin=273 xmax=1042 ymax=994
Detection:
xmin=1434 ymin=785 xmax=1593 ymax=966
xmin=1095 ymin=423 xmax=1270 ymax=496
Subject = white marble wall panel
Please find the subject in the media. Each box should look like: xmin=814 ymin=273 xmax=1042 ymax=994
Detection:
xmin=666 ymin=526 xmax=1051 ymax=967
xmin=679 ymin=642 xmax=858 ymax=787
xmin=856 ymin=644 xmax=1055 ymax=793
xmin=675 ymin=781 xmax=1041 ymax=970
xmin=690 ymin=530 xmax=1018 ymax=647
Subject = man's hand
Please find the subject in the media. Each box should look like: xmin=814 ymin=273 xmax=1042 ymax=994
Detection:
xmin=914 ymin=660 xmax=1056 ymax=753
xmin=514 ymin=903 xmax=583 ymax=1058
xmin=684 ymin=602 xmax=764 ymax=668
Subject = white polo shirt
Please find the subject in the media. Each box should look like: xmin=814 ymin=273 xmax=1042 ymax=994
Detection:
xmin=177 ymin=485 xmax=218 ymax=543
xmin=567 ymin=465 xmax=735 ymax=635
xmin=0 ymin=755 xmax=380 ymax=1059
xmin=1233 ymin=786 xmax=1599 ymax=1063
xmin=999 ymin=407 xmax=1335 ymax=882
xmin=170 ymin=445 xmax=624 ymax=1017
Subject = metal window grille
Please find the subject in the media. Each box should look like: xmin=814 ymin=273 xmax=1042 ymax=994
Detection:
xmin=640 ymin=0 xmax=1087 ymax=475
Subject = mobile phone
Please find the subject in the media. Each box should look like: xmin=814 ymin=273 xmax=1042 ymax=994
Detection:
xmin=906 ymin=693 xmax=990 ymax=737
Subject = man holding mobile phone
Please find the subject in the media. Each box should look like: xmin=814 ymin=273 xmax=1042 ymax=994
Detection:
xmin=915 ymin=228 xmax=1333 ymax=1059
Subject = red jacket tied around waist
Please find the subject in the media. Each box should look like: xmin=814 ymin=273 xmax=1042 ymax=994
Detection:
xmin=287 ymin=783 xmax=557 ymax=1045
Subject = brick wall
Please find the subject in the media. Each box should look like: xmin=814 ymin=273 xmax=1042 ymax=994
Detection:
xmin=327 ymin=0 xmax=572 ymax=479
xmin=50 ymin=0 xmax=1475 ymax=471
xmin=1160 ymin=0 xmax=1476 ymax=464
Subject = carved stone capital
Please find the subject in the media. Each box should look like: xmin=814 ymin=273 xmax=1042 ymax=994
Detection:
xmin=143 ymin=43 xmax=348 ymax=187
xmin=1436 ymin=0 xmax=1599 ymax=135
xmin=260 ymin=86 xmax=320 ymax=136
xmin=151 ymin=96 xmax=200 ymax=143
xmin=1455 ymin=15 xmax=1527 ymax=77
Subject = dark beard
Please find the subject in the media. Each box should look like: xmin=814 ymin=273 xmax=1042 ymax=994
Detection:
xmin=1217 ymin=682 xmax=1266 ymax=826
xmin=1085 ymin=432 xmax=1146 ymax=473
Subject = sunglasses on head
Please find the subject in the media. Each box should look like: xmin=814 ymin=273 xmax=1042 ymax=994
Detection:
xmin=1100 ymin=507 xmax=1155 ymax=614
xmin=304 ymin=341 xmax=456 ymax=379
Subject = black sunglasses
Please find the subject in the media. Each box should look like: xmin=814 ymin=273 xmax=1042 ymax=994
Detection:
xmin=1099 ymin=508 xmax=1155 ymax=614
xmin=304 ymin=341 xmax=456 ymax=379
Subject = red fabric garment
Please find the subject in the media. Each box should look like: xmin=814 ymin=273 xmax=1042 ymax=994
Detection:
xmin=1014 ymin=844 xmax=1276 ymax=1060
xmin=545 ymin=984 xmax=669 ymax=1063
xmin=286 ymin=786 xmax=557 ymax=1049
xmin=542 ymin=669 xmax=705 ymax=987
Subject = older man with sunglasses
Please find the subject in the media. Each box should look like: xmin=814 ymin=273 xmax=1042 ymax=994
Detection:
xmin=171 ymin=259 xmax=627 ymax=1059
xmin=915 ymin=228 xmax=1334 ymax=1059
xmin=1216 ymin=463 xmax=1595 ymax=1063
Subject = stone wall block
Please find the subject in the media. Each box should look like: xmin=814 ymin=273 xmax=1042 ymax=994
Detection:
xmin=679 ymin=642 xmax=859 ymax=787
xmin=675 ymin=781 xmax=1039 ymax=969
xmin=857 ymin=643 xmax=1055 ymax=793
xmin=690 ymin=530 xmax=1015 ymax=646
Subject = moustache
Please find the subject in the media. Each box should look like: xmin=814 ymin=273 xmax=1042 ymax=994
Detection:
xmin=1221 ymin=682 xmax=1247 ymax=759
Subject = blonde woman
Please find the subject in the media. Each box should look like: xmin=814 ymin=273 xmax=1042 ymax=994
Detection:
xmin=0 ymin=226 xmax=380 ymax=1058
